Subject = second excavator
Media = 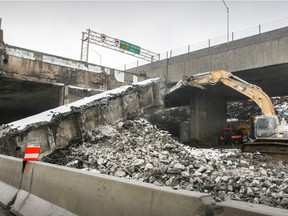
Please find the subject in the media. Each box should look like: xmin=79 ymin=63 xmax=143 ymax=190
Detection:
xmin=179 ymin=70 xmax=288 ymax=154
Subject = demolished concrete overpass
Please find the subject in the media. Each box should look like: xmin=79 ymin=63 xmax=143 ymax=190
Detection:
xmin=0 ymin=44 xmax=139 ymax=124
xmin=0 ymin=75 xmax=232 ymax=157
xmin=0 ymin=78 xmax=166 ymax=157
xmin=1 ymin=78 xmax=288 ymax=214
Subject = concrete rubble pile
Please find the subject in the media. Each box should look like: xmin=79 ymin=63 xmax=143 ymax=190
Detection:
xmin=227 ymin=96 xmax=288 ymax=120
xmin=43 ymin=116 xmax=288 ymax=210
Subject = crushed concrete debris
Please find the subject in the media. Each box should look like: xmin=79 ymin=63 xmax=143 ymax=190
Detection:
xmin=43 ymin=117 xmax=288 ymax=210
xmin=227 ymin=96 xmax=288 ymax=120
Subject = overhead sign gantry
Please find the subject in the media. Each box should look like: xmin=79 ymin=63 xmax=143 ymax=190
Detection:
xmin=80 ymin=29 xmax=159 ymax=63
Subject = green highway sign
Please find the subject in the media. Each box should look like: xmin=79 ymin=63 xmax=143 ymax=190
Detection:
xmin=119 ymin=40 xmax=141 ymax=54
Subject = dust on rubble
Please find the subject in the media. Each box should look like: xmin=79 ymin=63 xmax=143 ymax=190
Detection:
xmin=42 ymin=117 xmax=288 ymax=210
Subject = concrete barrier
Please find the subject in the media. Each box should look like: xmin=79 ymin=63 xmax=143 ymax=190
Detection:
xmin=215 ymin=200 xmax=288 ymax=216
xmin=0 ymin=155 xmax=22 ymax=208
xmin=1 ymin=155 xmax=287 ymax=215
xmin=11 ymin=161 xmax=214 ymax=216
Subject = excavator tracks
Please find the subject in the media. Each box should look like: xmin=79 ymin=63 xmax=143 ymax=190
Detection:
xmin=241 ymin=141 xmax=288 ymax=154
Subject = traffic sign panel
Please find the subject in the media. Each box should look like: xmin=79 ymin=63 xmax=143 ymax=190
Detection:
xmin=119 ymin=40 xmax=141 ymax=54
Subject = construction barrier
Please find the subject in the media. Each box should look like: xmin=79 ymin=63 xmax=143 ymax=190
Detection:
xmin=215 ymin=200 xmax=288 ymax=216
xmin=0 ymin=155 xmax=288 ymax=216
xmin=11 ymin=161 xmax=214 ymax=216
xmin=0 ymin=155 xmax=22 ymax=208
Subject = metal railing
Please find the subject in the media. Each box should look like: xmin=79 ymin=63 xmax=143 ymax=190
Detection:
xmin=117 ymin=17 xmax=288 ymax=71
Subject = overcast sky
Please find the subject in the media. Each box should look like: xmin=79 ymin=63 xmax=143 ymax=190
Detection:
xmin=0 ymin=1 xmax=288 ymax=70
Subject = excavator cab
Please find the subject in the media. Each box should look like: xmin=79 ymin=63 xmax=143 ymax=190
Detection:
xmin=254 ymin=116 xmax=279 ymax=138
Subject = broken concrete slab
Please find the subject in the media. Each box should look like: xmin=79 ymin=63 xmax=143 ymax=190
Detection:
xmin=0 ymin=78 xmax=166 ymax=158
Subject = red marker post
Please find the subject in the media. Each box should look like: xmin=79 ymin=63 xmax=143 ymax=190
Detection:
xmin=23 ymin=145 xmax=41 ymax=161
xmin=22 ymin=140 xmax=41 ymax=172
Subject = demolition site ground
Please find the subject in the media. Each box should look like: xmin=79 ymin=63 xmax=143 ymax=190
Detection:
xmin=43 ymin=112 xmax=288 ymax=210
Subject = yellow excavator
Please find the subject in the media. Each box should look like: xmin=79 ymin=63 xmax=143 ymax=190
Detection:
xmin=181 ymin=70 xmax=288 ymax=154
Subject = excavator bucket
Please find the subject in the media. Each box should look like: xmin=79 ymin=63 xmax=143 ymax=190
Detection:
xmin=167 ymin=80 xmax=206 ymax=95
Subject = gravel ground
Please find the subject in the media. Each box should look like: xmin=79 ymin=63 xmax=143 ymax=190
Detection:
xmin=43 ymin=117 xmax=288 ymax=210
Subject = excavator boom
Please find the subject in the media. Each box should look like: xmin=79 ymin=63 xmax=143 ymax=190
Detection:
xmin=184 ymin=70 xmax=276 ymax=116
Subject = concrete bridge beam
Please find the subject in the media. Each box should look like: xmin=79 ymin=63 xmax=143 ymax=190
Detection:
xmin=129 ymin=27 xmax=288 ymax=98
xmin=189 ymin=90 xmax=226 ymax=144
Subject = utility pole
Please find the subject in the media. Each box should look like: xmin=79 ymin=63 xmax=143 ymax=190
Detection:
xmin=0 ymin=18 xmax=3 ymax=41
xmin=0 ymin=18 xmax=4 ymax=47
xmin=222 ymin=0 xmax=230 ymax=42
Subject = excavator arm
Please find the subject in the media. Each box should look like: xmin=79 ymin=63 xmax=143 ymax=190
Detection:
xmin=180 ymin=70 xmax=288 ymax=155
xmin=183 ymin=70 xmax=276 ymax=116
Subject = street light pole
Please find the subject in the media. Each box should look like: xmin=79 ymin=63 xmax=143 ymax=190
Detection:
xmin=91 ymin=50 xmax=102 ymax=65
xmin=222 ymin=0 xmax=230 ymax=42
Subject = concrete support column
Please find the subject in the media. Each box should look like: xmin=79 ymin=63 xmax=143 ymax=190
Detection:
xmin=59 ymin=85 xmax=69 ymax=105
xmin=190 ymin=92 xmax=201 ymax=141
xmin=189 ymin=90 xmax=227 ymax=144
xmin=189 ymin=93 xmax=196 ymax=140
